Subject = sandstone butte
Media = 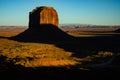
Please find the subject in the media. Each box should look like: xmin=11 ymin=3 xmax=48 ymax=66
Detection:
xmin=10 ymin=6 xmax=74 ymax=42
xmin=29 ymin=6 xmax=59 ymax=28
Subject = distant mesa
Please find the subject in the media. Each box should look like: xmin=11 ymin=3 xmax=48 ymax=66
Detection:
xmin=29 ymin=6 xmax=58 ymax=28
xmin=10 ymin=6 xmax=74 ymax=42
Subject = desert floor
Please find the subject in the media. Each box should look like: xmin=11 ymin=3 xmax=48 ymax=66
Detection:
xmin=0 ymin=26 xmax=120 ymax=80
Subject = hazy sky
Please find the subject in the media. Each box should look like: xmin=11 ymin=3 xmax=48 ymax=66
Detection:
xmin=0 ymin=0 xmax=120 ymax=26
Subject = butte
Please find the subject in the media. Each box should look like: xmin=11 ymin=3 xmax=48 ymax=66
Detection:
xmin=11 ymin=6 xmax=74 ymax=42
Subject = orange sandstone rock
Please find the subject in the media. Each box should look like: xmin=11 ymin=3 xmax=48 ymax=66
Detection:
xmin=29 ymin=6 xmax=58 ymax=28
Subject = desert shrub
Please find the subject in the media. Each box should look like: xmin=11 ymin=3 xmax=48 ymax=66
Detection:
xmin=0 ymin=38 xmax=79 ymax=67
xmin=97 ymin=51 xmax=113 ymax=57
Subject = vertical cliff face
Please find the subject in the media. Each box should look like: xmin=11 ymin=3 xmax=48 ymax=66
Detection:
xmin=29 ymin=6 xmax=58 ymax=28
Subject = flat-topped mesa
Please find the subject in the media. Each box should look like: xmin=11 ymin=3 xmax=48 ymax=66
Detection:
xmin=29 ymin=6 xmax=59 ymax=28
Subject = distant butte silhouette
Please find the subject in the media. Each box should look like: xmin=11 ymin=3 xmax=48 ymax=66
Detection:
xmin=11 ymin=6 xmax=74 ymax=42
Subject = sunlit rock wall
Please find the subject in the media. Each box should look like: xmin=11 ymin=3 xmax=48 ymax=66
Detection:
xmin=29 ymin=6 xmax=58 ymax=28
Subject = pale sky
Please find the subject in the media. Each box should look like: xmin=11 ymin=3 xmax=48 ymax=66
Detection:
xmin=0 ymin=0 xmax=120 ymax=26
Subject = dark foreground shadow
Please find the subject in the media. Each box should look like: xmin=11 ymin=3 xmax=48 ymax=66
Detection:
xmin=0 ymin=24 xmax=120 ymax=79
xmin=0 ymin=55 xmax=120 ymax=80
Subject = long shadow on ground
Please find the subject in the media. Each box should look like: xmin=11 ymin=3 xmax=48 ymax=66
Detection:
xmin=0 ymin=24 xmax=120 ymax=79
xmin=10 ymin=24 xmax=120 ymax=57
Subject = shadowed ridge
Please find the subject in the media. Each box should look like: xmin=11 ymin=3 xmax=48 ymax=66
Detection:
xmin=115 ymin=27 xmax=120 ymax=32
xmin=0 ymin=36 xmax=9 ymax=39
xmin=10 ymin=24 xmax=75 ymax=42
